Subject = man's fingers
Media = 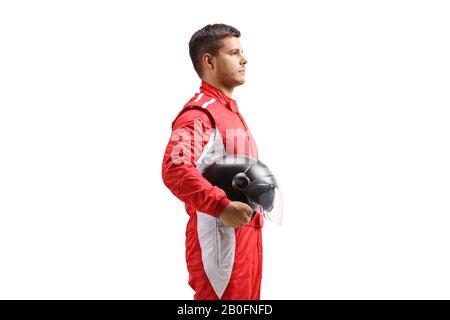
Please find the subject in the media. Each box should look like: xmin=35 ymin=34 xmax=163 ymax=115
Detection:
xmin=219 ymin=201 xmax=255 ymax=227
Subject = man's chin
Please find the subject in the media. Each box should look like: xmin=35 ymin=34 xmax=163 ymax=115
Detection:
xmin=235 ymin=78 xmax=246 ymax=86
xmin=224 ymin=77 xmax=245 ymax=88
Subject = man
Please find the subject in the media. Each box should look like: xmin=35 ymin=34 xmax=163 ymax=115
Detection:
xmin=162 ymin=24 xmax=263 ymax=300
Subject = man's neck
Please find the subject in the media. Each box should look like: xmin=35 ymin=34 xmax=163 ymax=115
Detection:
xmin=202 ymin=77 xmax=234 ymax=98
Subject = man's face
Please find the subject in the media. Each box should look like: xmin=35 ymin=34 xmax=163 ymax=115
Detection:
xmin=212 ymin=36 xmax=248 ymax=87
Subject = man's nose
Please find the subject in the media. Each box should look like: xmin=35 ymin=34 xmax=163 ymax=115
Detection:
xmin=241 ymin=55 xmax=248 ymax=65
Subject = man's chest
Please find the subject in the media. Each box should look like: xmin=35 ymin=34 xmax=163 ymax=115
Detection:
xmin=208 ymin=105 xmax=258 ymax=159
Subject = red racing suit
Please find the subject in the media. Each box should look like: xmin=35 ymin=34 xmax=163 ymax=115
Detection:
xmin=162 ymin=80 xmax=263 ymax=300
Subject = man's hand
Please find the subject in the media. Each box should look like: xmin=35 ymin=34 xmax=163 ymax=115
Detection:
xmin=219 ymin=201 xmax=254 ymax=228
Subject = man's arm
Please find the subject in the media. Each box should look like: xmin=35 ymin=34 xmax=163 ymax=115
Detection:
xmin=161 ymin=109 xmax=230 ymax=217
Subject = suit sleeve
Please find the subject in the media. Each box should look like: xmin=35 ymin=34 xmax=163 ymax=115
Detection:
xmin=161 ymin=109 xmax=230 ymax=217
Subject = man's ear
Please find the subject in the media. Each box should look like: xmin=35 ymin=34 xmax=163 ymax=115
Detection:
xmin=202 ymin=53 xmax=215 ymax=71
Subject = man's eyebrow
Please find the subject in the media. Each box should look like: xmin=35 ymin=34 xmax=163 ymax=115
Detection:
xmin=227 ymin=48 xmax=243 ymax=54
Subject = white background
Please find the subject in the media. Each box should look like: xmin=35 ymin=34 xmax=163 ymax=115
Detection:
xmin=1 ymin=0 xmax=449 ymax=299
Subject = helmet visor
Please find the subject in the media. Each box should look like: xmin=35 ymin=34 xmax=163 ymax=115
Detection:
xmin=247 ymin=177 xmax=283 ymax=225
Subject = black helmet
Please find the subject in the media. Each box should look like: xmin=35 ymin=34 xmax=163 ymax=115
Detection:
xmin=202 ymin=155 xmax=283 ymax=225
